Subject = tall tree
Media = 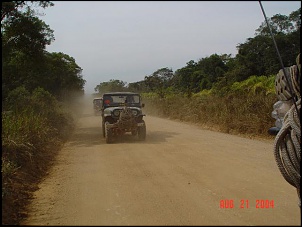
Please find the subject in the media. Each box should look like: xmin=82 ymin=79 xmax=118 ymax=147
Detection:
xmin=196 ymin=54 xmax=227 ymax=84
xmin=234 ymin=8 xmax=300 ymax=80
xmin=2 ymin=1 xmax=55 ymax=98
xmin=127 ymin=80 xmax=146 ymax=93
xmin=173 ymin=60 xmax=196 ymax=96
xmin=255 ymin=8 xmax=300 ymax=36
xmin=42 ymin=52 xmax=86 ymax=101
xmin=1 ymin=1 xmax=54 ymax=23
xmin=144 ymin=67 xmax=174 ymax=98
xmin=94 ymin=79 xmax=127 ymax=94
xmin=2 ymin=1 xmax=86 ymax=101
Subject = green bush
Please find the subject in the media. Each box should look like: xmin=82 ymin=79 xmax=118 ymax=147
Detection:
xmin=142 ymin=75 xmax=277 ymax=138
xmin=2 ymin=86 xmax=76 ymax=224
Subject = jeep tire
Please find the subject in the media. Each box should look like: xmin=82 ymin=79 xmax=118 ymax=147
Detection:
xmin=102 ymin=121 xmax=105 ymax=138
xmin=138 ymin=120 xmax=146 ymax=141
xmin=105 ymin=122 xmax=114 ymax=144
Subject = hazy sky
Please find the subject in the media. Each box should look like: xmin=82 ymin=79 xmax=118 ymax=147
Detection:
xmin=39 ymin=1 xmax=301 ymax=94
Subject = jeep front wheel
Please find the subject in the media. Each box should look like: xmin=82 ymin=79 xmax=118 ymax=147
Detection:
xmin=138 ymin=120 xmax=146 ymax=141
xmin=105 ymin=122 xmax=114 ymax=144
xmin=102 ymin=121 xmax=105 ymax=138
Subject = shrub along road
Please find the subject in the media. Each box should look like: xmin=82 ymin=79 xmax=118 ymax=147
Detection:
xmin=21 ymin=105 xmax=300 ymax=225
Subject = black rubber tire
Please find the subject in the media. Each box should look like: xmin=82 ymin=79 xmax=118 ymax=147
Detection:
xmin=102 ymin=121 xmax=105 ymax=138
xmin=131 ymin=130 xmax=137 ymax=136
xmin=138 ymin=120 xmax=146 ymax=141
xmin=105 ymin=122 xmax=114 ymax=144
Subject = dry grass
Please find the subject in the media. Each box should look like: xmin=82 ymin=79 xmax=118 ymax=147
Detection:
xmin=1 ymin=92 xmax=277 ymax=225
xmin=1 ymin=110 xmax=73 ymax=225
xmin=143 ymin=92 xmax=277 ymax=139
xmin=1 ymin=95 xmax=80 ymax=225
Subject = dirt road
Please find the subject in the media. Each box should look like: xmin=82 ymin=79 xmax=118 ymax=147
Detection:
xmin=22 ymin=104 xmax=300 ymax=226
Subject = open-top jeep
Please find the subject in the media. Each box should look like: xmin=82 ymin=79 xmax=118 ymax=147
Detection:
xmin=101 ymin=92 xmax=146 ymax=143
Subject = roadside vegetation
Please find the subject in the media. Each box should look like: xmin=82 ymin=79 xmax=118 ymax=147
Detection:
xmin=141 ymin=75 xmax=277 ymax=139
xmin=2 ymin=87 xmax=77 ymax=224
xmin=2 ymin=2 xmax=85 ymax=225
xmin=2 ymin=1 xmax=300 ymax=225
xmin=94 ymin=8 xmax=300 ymax=139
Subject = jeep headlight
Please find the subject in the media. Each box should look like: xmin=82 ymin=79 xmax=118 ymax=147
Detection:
xmin=131 ymin=109 xmax=139 ymax=116
xmin=113 ymin=109 xmax=120 ymax=117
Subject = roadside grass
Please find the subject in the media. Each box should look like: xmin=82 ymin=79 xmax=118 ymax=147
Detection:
xmin=142 ymin=74 xmax=277 ymax=139
xmin=142 ymin=92 xmax=277 ymax=139
xmin=2 ymin=79 xmax=278 ymax=224
xmin=1 ymin=87 xmax=76 ymax=225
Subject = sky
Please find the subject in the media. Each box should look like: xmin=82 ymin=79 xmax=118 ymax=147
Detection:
xmin=38 ymin=1 xmax=301 ymax=94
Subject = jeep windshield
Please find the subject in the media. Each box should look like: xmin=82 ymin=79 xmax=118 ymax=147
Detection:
xmin=103 ymin=94 xmax=141 ymax=108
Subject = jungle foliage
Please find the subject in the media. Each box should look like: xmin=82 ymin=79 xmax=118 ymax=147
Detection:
xmin=2 ymin=1 xmax=86 ymax=103
xmin=95 ymin=8 xmax=300 ymax=99
xmin=94 ymin=7 xmax=300 ymax=137
xmin=2 ymin=2 xmax=85 ymax=225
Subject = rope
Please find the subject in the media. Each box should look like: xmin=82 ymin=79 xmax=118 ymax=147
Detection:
xmin=259 ymin=1 xmax=300 ymax=208
xmin=273 ymin=61 xmax=301 ymax=208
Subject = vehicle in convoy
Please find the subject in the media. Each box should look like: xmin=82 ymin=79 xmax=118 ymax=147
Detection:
xmin=101 ymin=92 xmax=146 ymax=143
xmin=93 ymin=97 xmax=103 ymax=115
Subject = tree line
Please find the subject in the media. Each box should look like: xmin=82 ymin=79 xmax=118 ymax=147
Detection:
xmin=1 ymin=2 xmax=300 ymax=103
xmin=94 ymin=7 xmax=300 ymax=98
xmin=2 ymin=1 xmax=86 ymax=109
xmin=2 ymin=2 xmax=87 ymax=225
